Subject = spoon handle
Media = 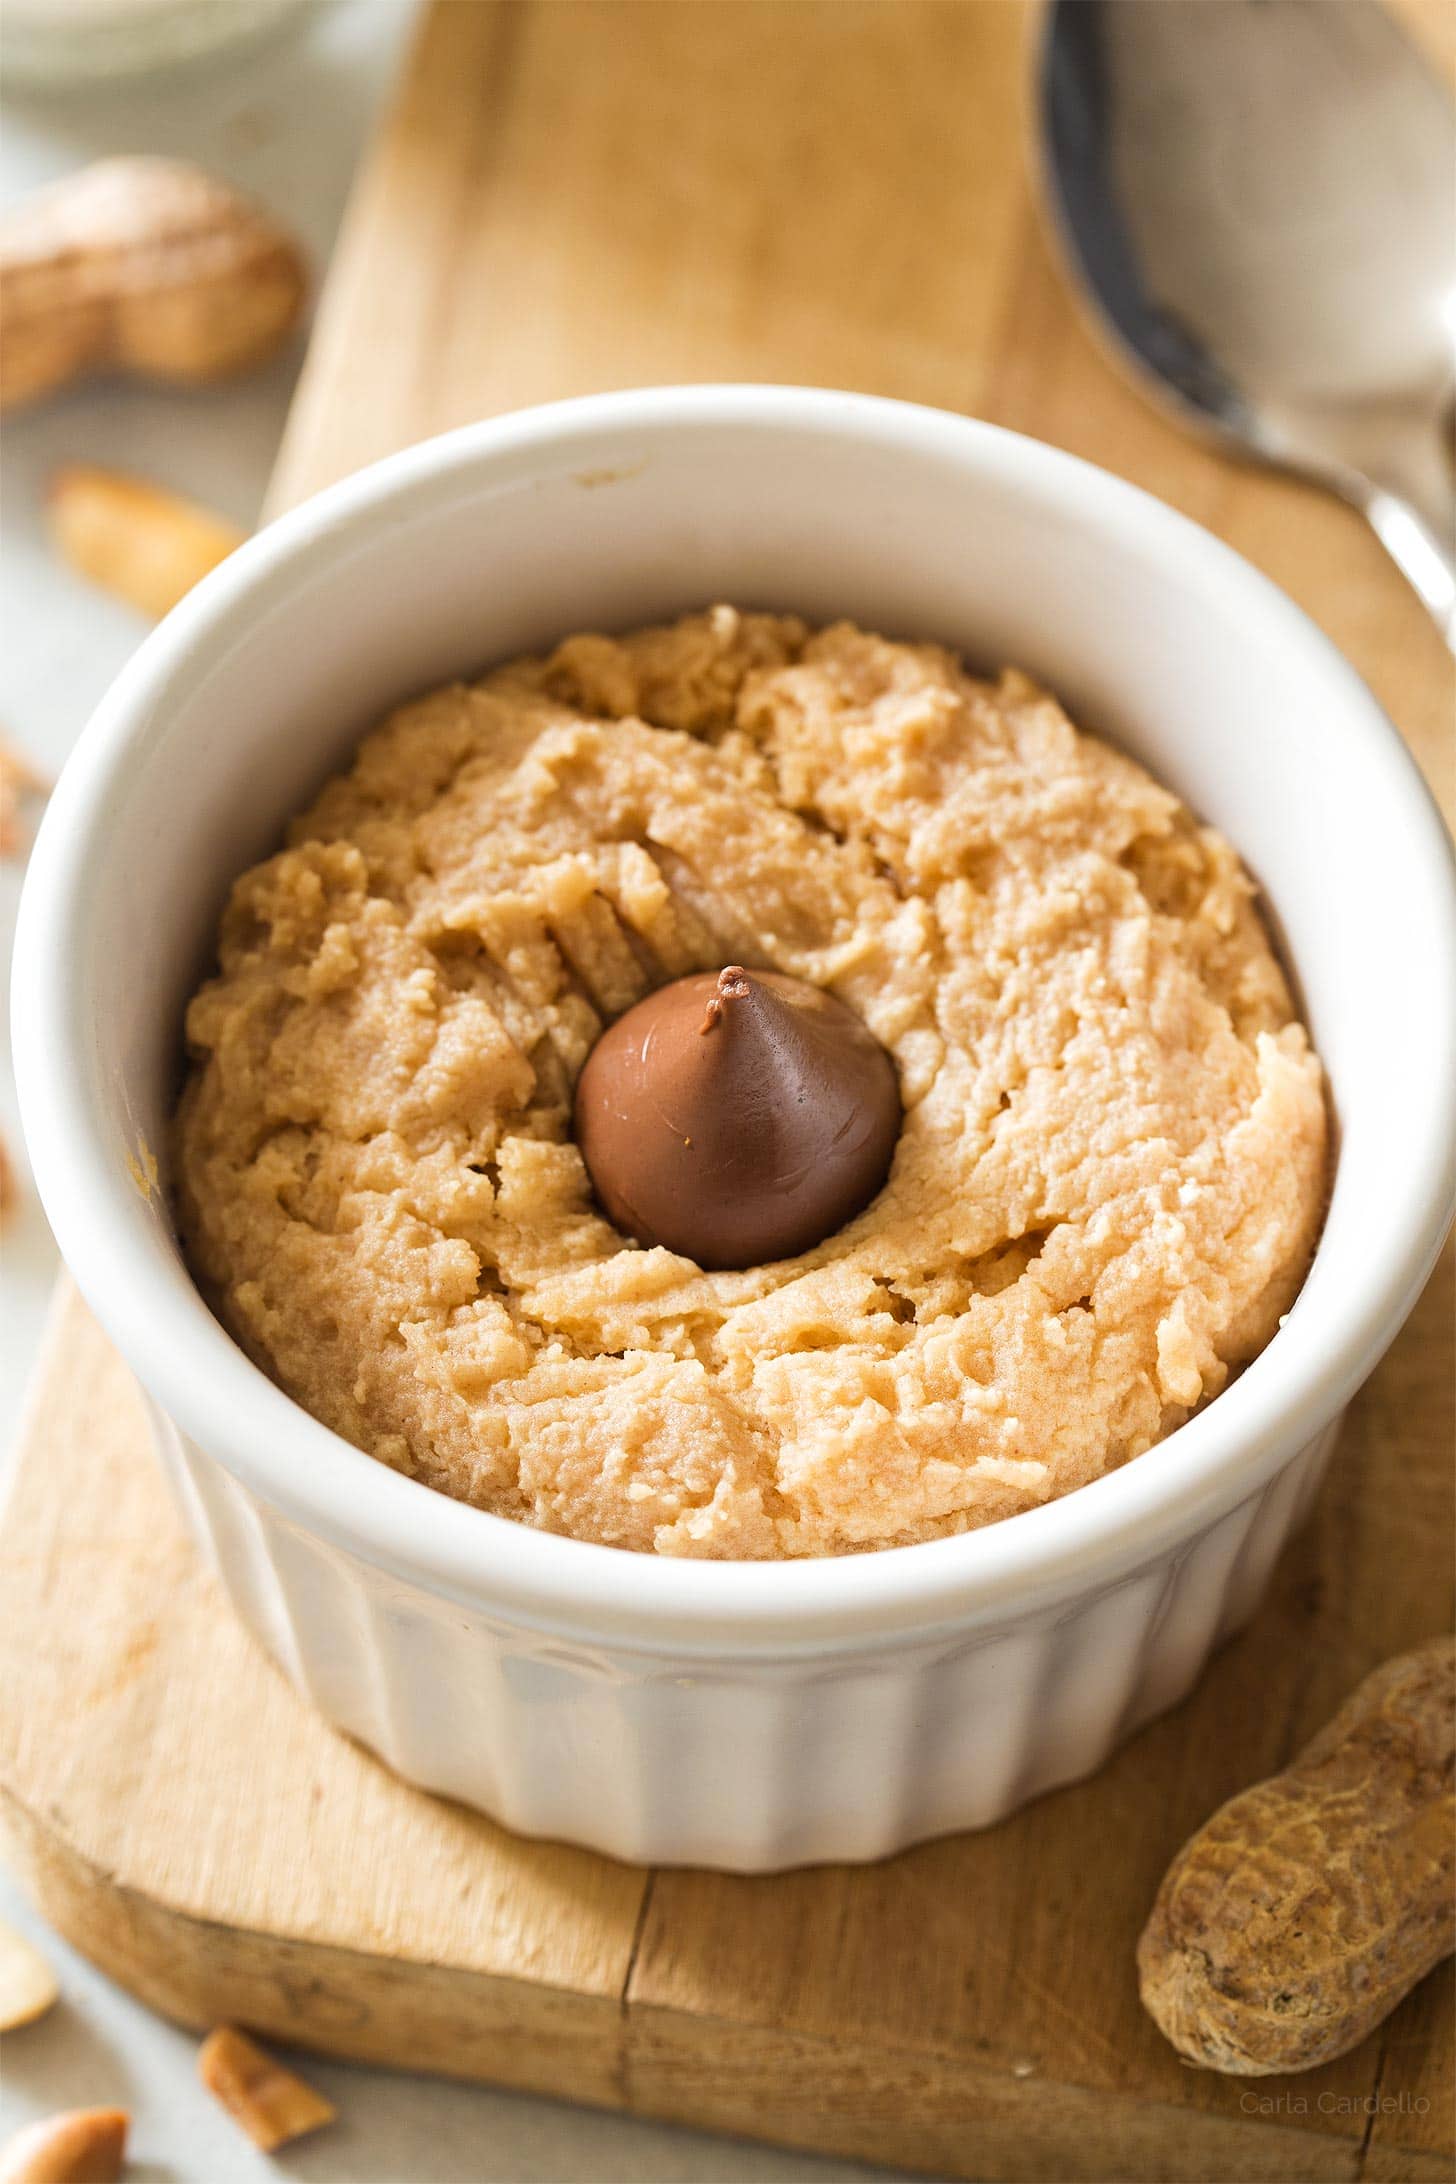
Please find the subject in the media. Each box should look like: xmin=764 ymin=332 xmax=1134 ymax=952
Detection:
xmin=1358 ymin=489 xmax=1456 ymax=654
xmin=1277 ymin=400 xmax=1456 ymax=655
xmin=1322 ymin=410 xmax=1456 ymax=654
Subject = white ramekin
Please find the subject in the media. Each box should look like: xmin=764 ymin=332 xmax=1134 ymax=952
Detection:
xmin=14 ymin=389 xmax=1456 ymax=1870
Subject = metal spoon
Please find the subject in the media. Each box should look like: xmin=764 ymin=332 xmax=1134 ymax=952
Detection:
xmin=1038 ymin=0 xmax=1456 ymax=648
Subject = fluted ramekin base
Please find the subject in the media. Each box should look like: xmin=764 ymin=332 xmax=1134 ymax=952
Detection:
xmin=149 ymin=1408 xmax=1339 ymax=1871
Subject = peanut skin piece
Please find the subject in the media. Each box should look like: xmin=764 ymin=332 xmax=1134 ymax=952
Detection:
xmin=197 ymin=2025 xmax=335 ymax=2151
xmin=47 ymin=467 xmax=245 ymax=620
xmin=0 ymin=158 xmax=306 ymax=412
xmin=1138 ymin=1635 xmax=1455 ymax=2075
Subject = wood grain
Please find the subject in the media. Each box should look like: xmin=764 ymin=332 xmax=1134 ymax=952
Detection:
xmin=3 ymin=5 xmax=1452 ymax=2179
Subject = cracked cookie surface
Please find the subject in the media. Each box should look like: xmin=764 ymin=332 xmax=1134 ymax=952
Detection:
xmin=174 ymin=608 xmax=1327 ymax=1557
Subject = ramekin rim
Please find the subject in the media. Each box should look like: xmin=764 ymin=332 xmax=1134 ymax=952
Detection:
xmin=14 ymin=384 xmax=1456 ymax=1651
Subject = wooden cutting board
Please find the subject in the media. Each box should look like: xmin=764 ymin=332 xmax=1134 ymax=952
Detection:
xmin=3 ymin=7 xmax=1452 ymax=2179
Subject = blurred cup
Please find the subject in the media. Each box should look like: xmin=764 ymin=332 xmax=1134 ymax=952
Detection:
xmin=2 ymin=0 xmax=316 ymax=88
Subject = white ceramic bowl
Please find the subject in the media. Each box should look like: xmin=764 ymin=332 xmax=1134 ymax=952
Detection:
xmin=15 ymin=388 xmax=1456 ymax=1870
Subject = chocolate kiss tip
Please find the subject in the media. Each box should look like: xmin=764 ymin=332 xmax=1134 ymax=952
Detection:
xmin=698 ymin=964 xmax=752 ymax=1035
xmin=574 ymin=965 xmax=902 ymax=1272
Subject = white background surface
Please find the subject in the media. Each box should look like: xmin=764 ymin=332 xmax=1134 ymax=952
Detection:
xmin=0 ymin=7 xmax=917 ymax=2179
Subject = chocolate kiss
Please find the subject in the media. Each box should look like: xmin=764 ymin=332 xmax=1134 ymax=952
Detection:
xmin=573 ymin=966 xmax=901 ymax=1271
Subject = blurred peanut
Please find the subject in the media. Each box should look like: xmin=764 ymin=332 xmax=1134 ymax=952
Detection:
xmin=48 ymin=467 xmax=245 ymax=619
xmin=0 ymin=2109 xmax=128 ymax=2184
xmin=1 ymin=158 xmax=305 ymax=412
xmin=0 ymin=1918 xmax=58 ymax=2031
xmin=0 ymin=735 xmax=48 ymax=859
